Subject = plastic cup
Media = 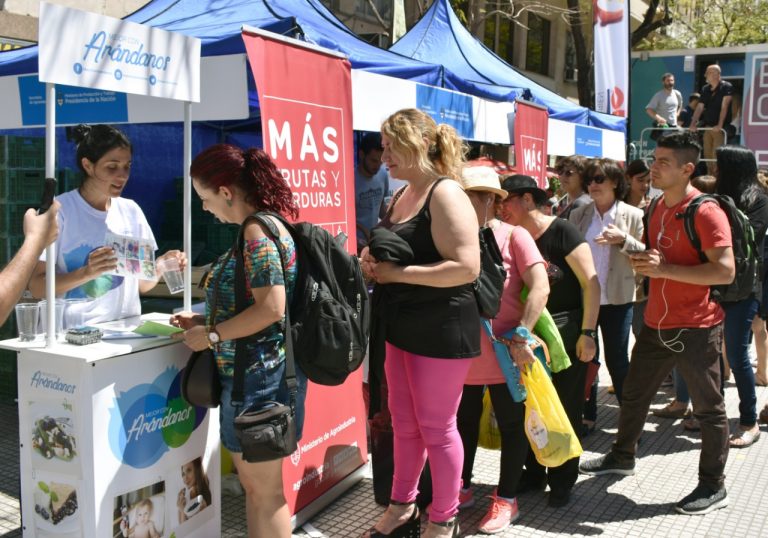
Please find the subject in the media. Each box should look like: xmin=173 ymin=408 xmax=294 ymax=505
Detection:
xmin=64 ymin=298 xmax=91 ymax=330
xmin=157 ymin=257 xmax=184 ymax=294
xmin=15 ymin=303 xmax=39 ymax=342
xmin=39 ymin=299 xmax=66 ymax=340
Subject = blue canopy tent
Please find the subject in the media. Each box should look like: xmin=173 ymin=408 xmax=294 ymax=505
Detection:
xmin=389 ymin=0 xmax=626 ymax=133
xmin=0 ymin=0 xmax=448 ymax=232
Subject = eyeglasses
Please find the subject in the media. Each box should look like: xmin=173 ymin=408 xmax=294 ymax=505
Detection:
xmin=585 ymin=174 xmax=608 ymax=185
xmin=557 ymin=169 xmax=577 ymax=177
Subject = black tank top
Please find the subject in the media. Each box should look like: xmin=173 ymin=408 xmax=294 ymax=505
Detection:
xmin=376 ymin=178 xmax=480 ymax=359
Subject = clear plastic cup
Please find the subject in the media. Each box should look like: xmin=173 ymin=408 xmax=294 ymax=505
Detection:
xmin=157 ymin=257 xmax=184 ymax=294
xmin=15 ymin=303 xmax=39 ymax=342
xmin=64 ymin=298 xmax=91 ymax=330
xmin=39 ymin=299 xmax=66 ymax=340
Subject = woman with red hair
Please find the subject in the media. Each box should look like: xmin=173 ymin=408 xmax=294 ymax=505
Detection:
xmin=171 ymin=144 xmax=307 ymax=538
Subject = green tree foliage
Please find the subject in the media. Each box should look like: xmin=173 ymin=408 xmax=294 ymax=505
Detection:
xmin=676 ymin=0 xmax=768 ymax=48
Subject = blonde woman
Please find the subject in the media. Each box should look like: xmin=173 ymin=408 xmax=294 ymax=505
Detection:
xmin=362 ymin=109 xmax=480 ymax=538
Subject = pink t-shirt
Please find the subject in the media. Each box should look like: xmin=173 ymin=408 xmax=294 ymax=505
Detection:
xmin=465 ymin=222 xmax=545 ymax=385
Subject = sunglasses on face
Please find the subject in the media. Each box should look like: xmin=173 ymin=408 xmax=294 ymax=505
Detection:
xmin=557 ymin=169 xmax=577 ymax=177
xmin=585 ymin=174 xmax=608 ymax=185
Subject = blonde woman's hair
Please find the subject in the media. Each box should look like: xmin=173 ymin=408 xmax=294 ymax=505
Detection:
xmin=380 ymin=108 xmax=467 ymax=180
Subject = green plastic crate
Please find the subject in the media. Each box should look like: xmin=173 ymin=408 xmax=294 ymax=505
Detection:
xmin=0 ymin=168 xmax=47 ymax=202
xmin=0 ymin=349 xmax=18 ymax=404
xmin=0 ymin=136 xmax=45 ymax=168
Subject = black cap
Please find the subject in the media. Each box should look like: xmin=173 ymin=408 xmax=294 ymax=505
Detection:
xmin=501 ymin=174 xmax=549 ymax=204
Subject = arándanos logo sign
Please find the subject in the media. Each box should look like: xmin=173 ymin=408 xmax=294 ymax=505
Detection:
xmin=108 ymin=367 xmax=206 ymax=468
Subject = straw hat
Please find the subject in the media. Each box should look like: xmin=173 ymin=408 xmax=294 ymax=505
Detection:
xmin=459 ymin=166 xmax=507 ymax=198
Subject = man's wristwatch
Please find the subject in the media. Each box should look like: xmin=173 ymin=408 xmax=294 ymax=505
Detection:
xmin=206 ymin=326 xmax=221 ymax=348
xmin=580 ymin=329 xmax=598 ymax=339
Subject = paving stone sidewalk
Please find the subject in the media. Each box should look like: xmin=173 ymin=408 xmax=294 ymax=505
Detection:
xmin=2 ymin=365 xmax=767 ymax=537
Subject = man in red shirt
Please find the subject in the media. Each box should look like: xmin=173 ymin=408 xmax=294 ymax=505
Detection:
xmin=580 ymin=132 xmax=735 ymax=515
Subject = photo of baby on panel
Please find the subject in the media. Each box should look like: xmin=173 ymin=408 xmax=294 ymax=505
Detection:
xmin=113 ymin=481 xmax=165 ymax=538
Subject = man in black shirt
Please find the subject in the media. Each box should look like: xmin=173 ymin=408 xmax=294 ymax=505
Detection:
xmin=690 ymin=64 xmax=734 ymax=173
xmin=678 ymin=92 xmax=701 ymax=128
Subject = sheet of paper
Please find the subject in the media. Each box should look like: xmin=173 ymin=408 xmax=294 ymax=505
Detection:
xmin=132 ymin=320 xmax=184 ymax=337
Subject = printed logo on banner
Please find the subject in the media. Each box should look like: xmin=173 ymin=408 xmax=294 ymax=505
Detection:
xmin=744 ymin=54 xmax=768 ymax=168
xmin=29 ymin=371 xmax=76 ymax=395
xmin=519 ymin=136 xmax=545 ymax=178
xmin=264 ymin=97 xmax=349 ymax=232
xmin=416 ymin=85 xmax=474 ymax=140
xmin=746 ymin=55 xmax=768 ymax=126
xmin=575 ymin=125 xmax=603 ymax=157
xmin=17 ymin=75 xmax=128 ymax=126
xmin=108 ymin=367 xmax=205 ymax=468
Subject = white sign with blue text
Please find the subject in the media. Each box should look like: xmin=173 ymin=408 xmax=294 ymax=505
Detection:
xmin=38 ymin=2 xmax=200 ymax=102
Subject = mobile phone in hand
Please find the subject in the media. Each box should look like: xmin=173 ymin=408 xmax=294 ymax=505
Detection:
xmin=37 ymin=177 xmax=57 ymax=215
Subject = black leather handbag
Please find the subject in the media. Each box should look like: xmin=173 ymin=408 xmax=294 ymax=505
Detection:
xmin=180 ymin=348 xmax=221 ymax=408
xmin=231 ymin=219 xmax=299 ymax=463
xmin=473 ymin=226 xmax=506 ymax=319
xmin=180 ymin=247 xmax=237 ymax=409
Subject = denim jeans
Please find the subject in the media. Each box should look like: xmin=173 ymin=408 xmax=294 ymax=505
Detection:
xmin=722 ymin=296 xmax=760 ymax=426
xmin=613 ymin=324 xmax=728 ymax=490
xmin=596 ymin=302 xmax=633 ymax=403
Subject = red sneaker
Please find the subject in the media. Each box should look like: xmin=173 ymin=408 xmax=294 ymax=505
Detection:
xmin=458 ymin=486 xmax=475 ymax=509
xmin=478 ymin=492 xmax=519 ymax=534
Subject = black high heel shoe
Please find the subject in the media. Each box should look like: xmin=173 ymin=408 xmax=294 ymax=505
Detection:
xmin=365 ymin=499 xmax=420 ymax=538
xmin=427 ymin=517 xmax=459 ymax=538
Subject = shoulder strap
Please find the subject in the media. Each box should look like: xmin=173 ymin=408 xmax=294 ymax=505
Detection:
xmin=423 ymin=177 xmax=449 ymax=221
xmin=643 ymin=195 xmax=661 ymax=249
xmin=681 ymin=194 xmax=713 ymax=263
xmin=231 ymin=213 xmax=297 ymax=407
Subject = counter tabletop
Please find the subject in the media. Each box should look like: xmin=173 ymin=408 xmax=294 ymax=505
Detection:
xmin=0 ymin=312 xmax=185 ymax=363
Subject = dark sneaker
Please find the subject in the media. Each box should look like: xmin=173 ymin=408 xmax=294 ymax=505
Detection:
xmin=675 ymin=484 xmax=728 ymax=515
xmin=579 ymin=453 xmax=635 ymax=476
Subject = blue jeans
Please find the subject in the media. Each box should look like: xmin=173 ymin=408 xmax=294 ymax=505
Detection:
xmin=596 ymin=303 xmax=633 ymax=403
xmin=722 ymin=296 xmax=760 ymax=426
xmin=674 ymin=367 xmax=690 ymax=403
xmin=219 ymin=360 xmax=308 ymax=453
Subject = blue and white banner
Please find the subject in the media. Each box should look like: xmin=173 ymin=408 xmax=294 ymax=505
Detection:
xmin=38 ymin=2 xmax=201 ymax=102
xmin=593 ymin=0 xmax=628 ymax=117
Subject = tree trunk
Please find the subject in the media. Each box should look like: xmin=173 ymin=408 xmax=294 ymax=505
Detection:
xmin=566 ymin=0 xmax=592 ymax=107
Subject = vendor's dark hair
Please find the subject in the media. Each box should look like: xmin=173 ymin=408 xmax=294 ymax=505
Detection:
xmin=584 ymin=158 xmax=628 ymax=200
xmin=70 ymin=124 xmax=131 ymax=174
xmin=190 ymin=144 xmax=298 ymax=219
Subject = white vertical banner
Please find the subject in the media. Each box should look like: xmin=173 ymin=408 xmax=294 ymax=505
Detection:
xmin=593 ymin=0 xmax=629 ymax=117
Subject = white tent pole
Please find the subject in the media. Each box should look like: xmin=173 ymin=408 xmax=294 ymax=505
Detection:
xmin=44 ymin=83 xmax=56 ymax=347
xmin=183 ymin=102 xmax=192 ymax=312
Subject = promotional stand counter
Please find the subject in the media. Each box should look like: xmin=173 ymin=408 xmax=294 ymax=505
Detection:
xmin=0 ymin=315 xmax=220 ymax=538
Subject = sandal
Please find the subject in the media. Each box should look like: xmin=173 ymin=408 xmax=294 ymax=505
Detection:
xmin=365 ymin=500 xmax=420 ymax=538
xmin=729 ymin=428 xmax=761 ymax=448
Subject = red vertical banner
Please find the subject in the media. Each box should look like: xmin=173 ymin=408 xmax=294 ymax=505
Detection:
xmin=242 ymin=32 xmax=367 ymax=515
xmin=514 ymin=101 xmax=549 ymax=188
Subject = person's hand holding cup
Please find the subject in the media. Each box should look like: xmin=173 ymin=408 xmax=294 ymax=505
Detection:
xmin=156 ymin=251 xmax=187 ymax=295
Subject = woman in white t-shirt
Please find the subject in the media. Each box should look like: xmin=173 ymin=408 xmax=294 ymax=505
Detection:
xmin=28 ymin=124 xmax=184 ymax=325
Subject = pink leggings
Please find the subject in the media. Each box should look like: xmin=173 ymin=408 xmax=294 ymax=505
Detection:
xmin=385 ymin=343 xmax=473 ymax=522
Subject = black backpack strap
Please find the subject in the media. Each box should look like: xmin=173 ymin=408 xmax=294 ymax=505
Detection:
xmin=231 ymin=213 xmax=297 ymax=408
xmin=680 ymin=194 xmax=712 ymax=263
xmin=643 ymin=195 xmax=660 ymax=249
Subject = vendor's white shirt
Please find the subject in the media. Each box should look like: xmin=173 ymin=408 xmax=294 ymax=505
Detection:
xmin=42 ymin=189 xmax=157 ymax=325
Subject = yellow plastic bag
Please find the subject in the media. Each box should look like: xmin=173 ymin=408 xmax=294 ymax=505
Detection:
xmin=521 ymin=359 xmax=582 ymax=467
xmin=478 ymin=389 xmax=501 ymax=450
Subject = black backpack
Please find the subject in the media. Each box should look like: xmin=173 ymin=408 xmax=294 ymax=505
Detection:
xmin=246 ymin=212 xmax=370 ymax=385
xmin=645 ymin=194 xmax=759 ymax=303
